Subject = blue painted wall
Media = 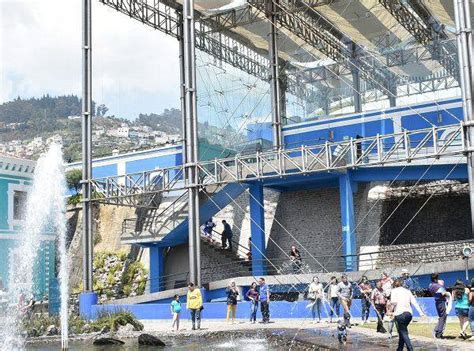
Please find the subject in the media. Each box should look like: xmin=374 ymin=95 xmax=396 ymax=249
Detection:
xmin=93 ymin=296 xmax=454 ymax=320
xmin=281 ymin=98 xmax=462 ymax=148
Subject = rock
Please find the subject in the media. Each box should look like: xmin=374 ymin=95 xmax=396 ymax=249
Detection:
xmin=138 ymin=334 xmax=166 ymax=347
xmin=116 ymin=323 xmax=135 ymax=335
xmin=46 ymin=325 xmax=59 ymax=336
xmin=93 ymin=338 xmax=125 ymax=346
xmin=82 ymin=324 xmax=91 ymax=334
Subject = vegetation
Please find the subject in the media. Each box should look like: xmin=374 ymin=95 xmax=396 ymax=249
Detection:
xmin=360 ymin=321 xmax=464 ymax=339
xmin=23 ymin=310 xmax=143 ymax=337
xmin=66 ymin=169 xmax=82 ymax=193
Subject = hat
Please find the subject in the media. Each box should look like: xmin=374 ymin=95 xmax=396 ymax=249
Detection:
xmin=401 ymin=269 xmax=408 ymax=274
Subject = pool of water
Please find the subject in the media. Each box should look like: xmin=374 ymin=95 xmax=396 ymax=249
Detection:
xmin=25 ymin=329 xmax=461 ymax=351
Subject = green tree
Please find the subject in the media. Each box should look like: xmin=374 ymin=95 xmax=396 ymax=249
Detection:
xmin=66 ymin=169 xmax=82 ymax=194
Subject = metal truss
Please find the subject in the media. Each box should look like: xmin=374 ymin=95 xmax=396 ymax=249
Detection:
xmin=99 ymin=0 xmax=313 ymax=100
xmin=378 ymin=0 xmax=459 ymax=80
xmin=90 ymin=124 xmax=465 ymax=205
xmin=249 ymin=0 xmax=396 ymax=93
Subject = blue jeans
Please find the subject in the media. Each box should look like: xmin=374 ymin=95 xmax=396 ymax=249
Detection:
xmin=469 ymin=306 xmax=474 ymax=333
xmin=434 ymin=300 xmax=447 ymax=336
xmin=361 ymin=298 xmax=371 ymax=321
xmin=249 ymin=301 xmax=258 ymax=322
xmin=311 ymin=298 xmax=322 ymax=320
xmin=190 ymin=308 xmax=201 ymax=329
xmin=330 ymin=297 xmax=340 ymax=318
xmin=395 ymin=312 xmax=413 ymax=351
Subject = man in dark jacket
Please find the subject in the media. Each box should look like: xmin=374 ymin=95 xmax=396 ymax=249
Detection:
xmin=221 ymin=220 xmax=233 ymax=250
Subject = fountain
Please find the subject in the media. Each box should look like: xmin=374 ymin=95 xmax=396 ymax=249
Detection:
xmin=0 ymin=144 xmax=69 ymax=350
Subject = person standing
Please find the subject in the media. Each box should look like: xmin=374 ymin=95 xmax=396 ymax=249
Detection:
xmin=289 ymin=245 xmax=302 ymax=273
xmin=187 ymin=283 xmax=203 ymax=330
xmin=246 ymin=282 xmax=259 ymax=323
xmin=221 ymin=220 xmax=233 ymax=251
xmin=337 ymin=275 xmax=353 ymax=327
xmin=371 ymin=281 xmax=387 ymax=333
xmin=390 ymin=279 xmax=425 ymax=351
xmin=259 ymin=277 xmax=270 ymax=323
xmin=401 ymin=269 xmax=414 ymax=291
xmin=308 ymin=276 xmax=323 ymax=323
xmin=428 ymin=273 xmax=450 ymax=339
xmin=359 ymin=276 xmax=372 ymax=324
xmin=328 ymin=276 xmax=340 ymax=323
xmin=170 ymin=294 xmax=181 ymax=331
xmin=452 ymin=279 xmax=470 ymax=339
xmin=226 ymin=280 xmax=239 ymax=324
xmin=203 ymin=218 xmax=215 ymax=241
xmin=468 ymin=278 xmax=474 ymax=336
xmin=380 ymin=272 xmax=393 ymax=299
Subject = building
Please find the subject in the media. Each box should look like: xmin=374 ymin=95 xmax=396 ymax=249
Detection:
xmin=0 ymin=155 xmax=55 ymax=298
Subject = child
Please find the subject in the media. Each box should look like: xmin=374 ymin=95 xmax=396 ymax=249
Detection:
xmin=337 ymin=319 xmax=347 ymax=344
xmin=170 ymin=294 xmax=181 ymax=331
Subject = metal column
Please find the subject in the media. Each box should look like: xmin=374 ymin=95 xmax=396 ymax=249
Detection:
xmin=81 ymin=0 xmax=93 ymax=292
xmin=454 ymin=0 xmax=474 ymax=236
xmin=267 ymin=0 xmax=283 ymax=149
xmin=183 ymin=0 xmax=201 ymax=286
xmin=351 ymin=45 xmax=362 ymax=113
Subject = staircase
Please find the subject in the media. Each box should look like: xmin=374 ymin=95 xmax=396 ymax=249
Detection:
xmin=121 ymin=183 xmax=247 ymax=246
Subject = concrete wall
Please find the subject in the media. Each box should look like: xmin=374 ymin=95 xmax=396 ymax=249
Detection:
xmin=266 ymin=187 xmax=345 ymax=273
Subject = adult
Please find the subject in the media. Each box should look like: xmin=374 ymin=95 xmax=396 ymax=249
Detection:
xmin=428 ymin=273 xmax=450 ymax=339
xmin=328 ymin=276 xmax=340 ymax=323
xmin=452 ymin=279 xmax=470 ymax=339
xmin=187 ymin=283 xmax=203 ymax=330
xmin=308 ymin=276 xmax=324 ymax=323
xmin=371 ymin=280 xmax=388 ymax=333
xmin=289 ymin=245 xmax=302 ymax=273
xmin=246 ymin=282 xmax=259 ymax=323
xmin=401 ymin=269 xmax=414 ymax=291
xmin=221 ymin=220 xmax=233 ymax=251
xmin=246 ymin=238 xmax=252 ymax=261
xmin=203 ymin=218 xmax=215 ymax=241
xmin=380 ymin=272 xmax=393 ymax=299
xmin=226 ymin=280 xmax=239 ymax=324
xmin=359 ymin=275 xmax=372 ymax=325
xmin=337 ymin=275 xmax=353 ymax=327
xmin=469 ymin=278 xmax=474 ymax=336
xmin=390 ymin=279 xmax=425 ymax=351
xmin=259 ymin=277 xmax=270 ymax=323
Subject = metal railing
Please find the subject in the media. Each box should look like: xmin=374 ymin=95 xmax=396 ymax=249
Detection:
xmin=121 ymin=192 xmax=188 ymax=244
xmin=90 ymin=124 xmax=465 ymax=204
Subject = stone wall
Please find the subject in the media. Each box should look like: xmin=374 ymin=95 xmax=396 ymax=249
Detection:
xmin=266 ymin=187 xmax=346 ymax=273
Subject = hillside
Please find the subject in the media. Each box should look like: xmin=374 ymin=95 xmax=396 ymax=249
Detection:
xmin=0 ymin=95 xmax=244 ymax=161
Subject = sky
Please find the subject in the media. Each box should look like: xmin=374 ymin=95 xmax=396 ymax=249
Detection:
xmin=0 ymin=0 xmax=181 ymax=119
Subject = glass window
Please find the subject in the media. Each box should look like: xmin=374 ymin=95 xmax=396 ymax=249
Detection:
xmin=13 ymin=190 xmax=27 ymax=220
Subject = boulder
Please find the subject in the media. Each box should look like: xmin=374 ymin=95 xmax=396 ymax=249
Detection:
xmin=116 ymin=323 xmax=135 ymax=335
xmin=93 ymin=338 xmax=125 ymax=346
xmin=138 ymin=334 xmax=166 ymax=347
xmin=46 ymin=325 xmax=59 ymax=336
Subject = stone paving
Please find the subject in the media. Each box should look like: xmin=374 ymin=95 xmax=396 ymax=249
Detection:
xmin=141 ymin=318 xmax=474 ymax=350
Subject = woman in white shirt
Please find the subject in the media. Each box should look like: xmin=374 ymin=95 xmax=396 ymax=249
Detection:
xmin=389 ymin=279 xmax=425 ymax=351
xmin=308 ymin=276 xmax=323 ymax=323
xmin=328 ymin=276 xmax=340 ymax=323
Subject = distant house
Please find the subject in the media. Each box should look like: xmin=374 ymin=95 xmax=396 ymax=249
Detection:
xmin=0 ymin=156 xmax=55 ymax=298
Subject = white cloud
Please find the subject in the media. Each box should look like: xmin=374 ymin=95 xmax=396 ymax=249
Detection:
xmin=0 ymin=0 xmax=180 ymax=118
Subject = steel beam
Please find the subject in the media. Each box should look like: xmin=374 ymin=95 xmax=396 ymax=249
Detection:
xmin=182 ymin=0 xmax=201 ymax=287
xmin=249 ymin=0 xmax=396 ymax=94
xmin=267 ymin=0 xmax=283 ymax=148
xmin=454 ymin=0 xmax=474 ymax=236
xmin=82 ymin=0 xmax=94 ymax=292
xmin=379 ymin=0 xmax=459 ymax=80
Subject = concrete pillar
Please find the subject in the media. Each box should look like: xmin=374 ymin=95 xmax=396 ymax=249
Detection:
xmin=339 ymin=173 xmax=357 ymax=271
xmin=249 ymin=182 xmax=267 ymax=276
xmin=149 ymin=245 xmax=165 ymax=293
